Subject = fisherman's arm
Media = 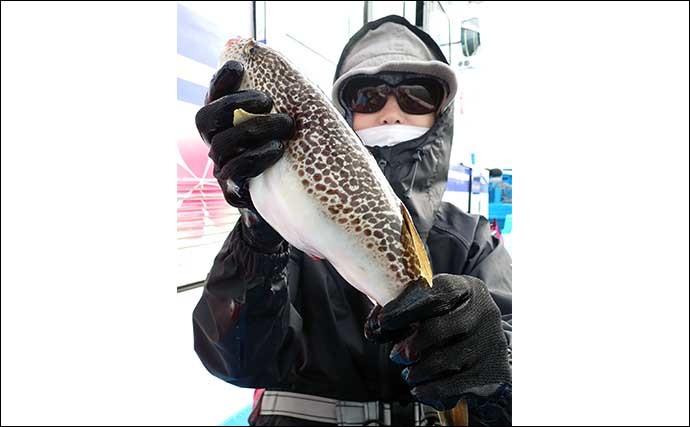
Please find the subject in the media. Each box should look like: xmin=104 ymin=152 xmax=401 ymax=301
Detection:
xmin=192 ymin=60 xmax=302 ymax=388
xmin=453 ymin=217 xmax=513 ymax=425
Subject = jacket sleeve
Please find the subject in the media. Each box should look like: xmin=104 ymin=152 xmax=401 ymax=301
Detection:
xmin=192 ymin=219 xmax=305 ymax=388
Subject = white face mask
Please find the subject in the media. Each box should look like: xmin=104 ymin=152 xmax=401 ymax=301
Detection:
xmin=355 ymin=124 xmax=430 ymax=147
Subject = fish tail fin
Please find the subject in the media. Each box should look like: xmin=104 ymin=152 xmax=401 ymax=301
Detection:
xmin=438 ymin=401 xmax=469 ymax=426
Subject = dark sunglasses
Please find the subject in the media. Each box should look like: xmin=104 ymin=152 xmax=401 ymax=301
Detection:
xmin=342 ymin=74 xmax=446 ymax=115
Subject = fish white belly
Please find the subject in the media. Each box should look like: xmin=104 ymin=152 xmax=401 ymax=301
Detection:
xmin=249 ymin=155 xmax=398 ymax=305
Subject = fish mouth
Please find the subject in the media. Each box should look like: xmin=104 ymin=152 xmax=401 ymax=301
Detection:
xmin=219 ymin=38 xmax=257 ymax=78
xmin=224 ymin=37 xmax=244 ymax=48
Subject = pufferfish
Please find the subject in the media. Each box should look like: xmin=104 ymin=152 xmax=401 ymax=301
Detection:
xmin=220 ymin=38 xmax=433 ymax=307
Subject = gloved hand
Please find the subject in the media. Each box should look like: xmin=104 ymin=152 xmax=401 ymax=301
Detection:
xmin=196 ymin=60 xmax=295 ymax=252
xmin=364 ymin=274 xmax=512 ymax=411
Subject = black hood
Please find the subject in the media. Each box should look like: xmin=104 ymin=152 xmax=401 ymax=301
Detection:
xmin=333 ymin=15 xmax=456 ymax=242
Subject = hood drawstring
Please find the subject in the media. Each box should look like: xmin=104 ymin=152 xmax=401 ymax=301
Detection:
xmin=404 ymin=148 xmax=424 ymax=198
xmin=377 ymin=158 xmax=388 ymax=174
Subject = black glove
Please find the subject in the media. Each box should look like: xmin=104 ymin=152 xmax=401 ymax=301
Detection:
xmin=365 ymin=274 xmax=512 ymax=412
xmin=196 ymin=60 xmax=295 ymax=253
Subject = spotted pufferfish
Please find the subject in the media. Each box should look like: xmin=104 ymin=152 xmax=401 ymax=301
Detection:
xmin=220 ymin=38 xmax=432 ymax=307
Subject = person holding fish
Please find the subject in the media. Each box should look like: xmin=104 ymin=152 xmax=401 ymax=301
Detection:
xmin=193 ymin=15 xmax=512 ymax=426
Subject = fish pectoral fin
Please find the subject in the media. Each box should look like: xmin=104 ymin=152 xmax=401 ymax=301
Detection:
xmin=233 ymin=108 xmax=263 ymax=125
xmin=400 ymin=203 xmax=433 ymax=287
